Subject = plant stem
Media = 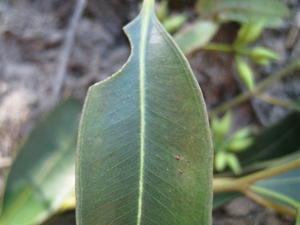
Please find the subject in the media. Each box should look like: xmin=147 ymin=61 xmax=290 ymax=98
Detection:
xmin=213 ymin=158 xmax=300 ymax=193
xmin=209 ymin=58 xmax=300 ymax=118
xmin=202 ymin=43 xmax=233 ymax=53
xmin=203 ymin=43 xmax=252 ymax=56
xmin=257 ymin=94 xmax=300 ymax=112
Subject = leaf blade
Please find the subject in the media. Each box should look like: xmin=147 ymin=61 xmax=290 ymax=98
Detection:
xmin=0 ymin=100 xmax=81 ymax=225
xmin=76 ymin=2 xmax=213 ymax=225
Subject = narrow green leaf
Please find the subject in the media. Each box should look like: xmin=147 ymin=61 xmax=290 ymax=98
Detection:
xmin=250 ymin=47 xmax=280 ymax=65
xmin=230 ymin=127 xmax=251 ymax=140
xmin=226 ymin=153 xmax=242 ymax=175
xmin=76 ymin=1 xmax=213 ymax=225
xmin=175 ymin=20 xmax=218 ymax=54
xmin=0 ymin=100 xmax=81 ymax=225
xmin=215 ymin=151 xmax=228 ymax=172
xmin=227 ymin=128 xmax=253 ymax=153
xmin=211 ymin=111 xmax=232 ymax=142
xmin=235 ymin=56 xmax=255 ymax=90
xmin=157 ymin=0 xmax=168 ymax=21
xmin=228 ymin=137 xmax=253 ymax=153
xmin=235 ymin=22 xmax=264 ymax=47
xmin=251 ymin=168 xmax=300 ymax=211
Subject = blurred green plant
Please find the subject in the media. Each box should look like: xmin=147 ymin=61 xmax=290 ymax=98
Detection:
xmin=175 ymin=20 xmax=218 ymax=55
xmin=174 ymin=0 xmax=288 ymax=90
xmin=211 ymin=111 xmax=253 ymax=175
xmin=157 ymin=0 xmax=187 ymax=33
xmin=214 ymin=158 xmax=300 ymax=221
xmin=203 ymin=21 xmax=280 ymax=90
xmin=196 ymin=0 xmax=289 ymax=27
xmin=213 ymin=110 xmax=300 ymax=220
xmin=0 ymin=100 xmax=81 ymax=225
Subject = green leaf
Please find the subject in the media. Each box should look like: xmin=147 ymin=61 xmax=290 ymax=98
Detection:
xmin=76 ymin=1 xmax=213 ymax=225
xmin=163 ymin=14 xmax=187 ymax=33
xmin=228 ymin=137 xmax=253 ymax=153
xmin=230 ymin=127 xmax=251 ymax=140
xmin=235 ymin=56 xmax=255 ymax=90
xmin=211 ymin=111 xmax=232 ymax=142
xmin=215 ymin=151 xmax=228 ymax=172
xmin=250 ymin=46 xmax=280 ymax=66
xmin=197 ymin=0 xmax=289 ymax=27
xmin=227 ymin=127 xmax=253 ymax=153
xmin=239 ymin=112 xmax=300 ymax=167
xmin=250 ymin=167 xmax=300 ymax=216
xmin=252 ymin=168 xmax=300 ymax=206
xmin=226 ymin=153 xmax=242 ymax=175
xmin=235 ymin=22 xmax=264 ymax=47
xmin=0 ymin=100 xmax=81 ymax=225
xmin=175 ymin=20 xmax=218 ymax=54
xmin=157 ymin=0 xmax=168 ymax=21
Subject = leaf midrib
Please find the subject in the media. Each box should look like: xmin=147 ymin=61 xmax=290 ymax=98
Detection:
xmin=136 ymin=1 xmax=153 ymax=224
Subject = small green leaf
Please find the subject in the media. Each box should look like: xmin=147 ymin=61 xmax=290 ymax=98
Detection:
xmin=250 ymin=46 xmax=280 ymax=65
xmin=0 ymin=100 xmax=81 ymax=225
xmin=226 ymin=153 xmax=242 ymax=175
xmin=235 ymin=56 xmax=255 ymax=90
xmin=175 ymin=20 xmax=218 ymax=54
xmin=228 ymin=137 xmax=253 ymax=153
xmin=163 ymin=14 xmax=187 ymax=33
xmin=157 ymin=0 xmax=168 ymax=21
xmin=235 ymin=22 xmax=264 ymax=47
xmin=215 ymin=151 xmax=228 ymax=172
xmin=230 ymin=127 xmax=251 ymax=139
xmin=211 ymin=111 xmax=232 ymax=142
xmin=76 ymin=1 xmax=213 ymax=225
xmin=227 ymin=127 xmax=253 ymax=152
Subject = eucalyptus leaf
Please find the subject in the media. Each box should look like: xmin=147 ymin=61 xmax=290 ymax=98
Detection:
xmin=76 ymin=0 xmax=213 ymax=225
xmin=0 ymin=100 xmax=81 ymax=225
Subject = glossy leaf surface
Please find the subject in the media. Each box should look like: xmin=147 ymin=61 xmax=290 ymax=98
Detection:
xmin=76 ymin=1 xmax=213 ymax=225
xmin=0 ymin=100 xmax=81 ymax=225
